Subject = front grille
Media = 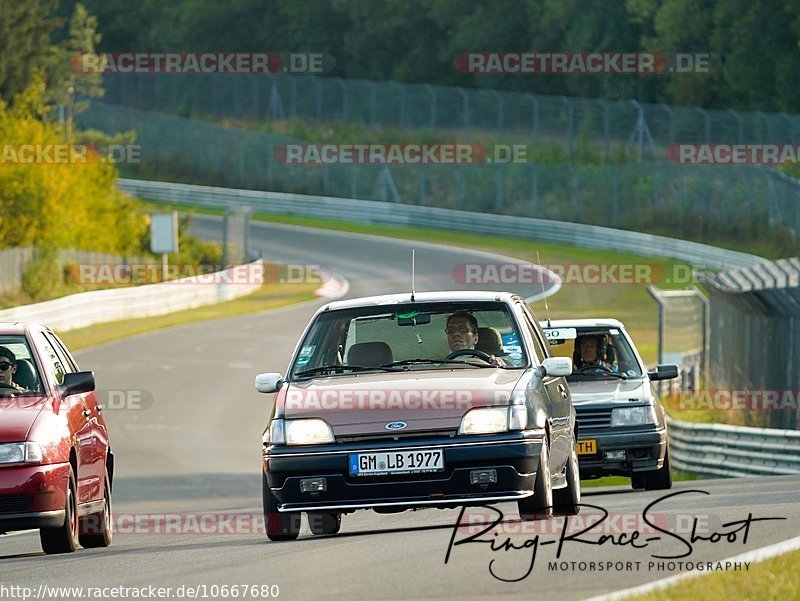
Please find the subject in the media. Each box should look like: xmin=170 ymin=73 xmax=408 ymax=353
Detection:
xmin=336 ymin=430 xmax=457 ymax=444
xmin=0 ymin=495 xmax=34 ymax=514
xmin=576 ymin=407 xmax=613 ymax=432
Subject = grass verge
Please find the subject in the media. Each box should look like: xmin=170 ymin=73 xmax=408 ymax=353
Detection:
xmin=625 ymin=548 xmax=800 ymax=601
xmin=59 ymin=282 xmax=318 ymax=351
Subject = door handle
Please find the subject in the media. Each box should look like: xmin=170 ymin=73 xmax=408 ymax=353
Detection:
xmin=558 ymin=384 xmax=568 ymax=399
xmin=96 ymin=405 xmax=104 ymax=413
xmin=82 ymin=409 xmax=92 ymax=418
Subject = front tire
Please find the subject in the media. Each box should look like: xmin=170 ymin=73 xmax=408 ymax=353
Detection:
xmin=40 ymin=467 xmax=79 ymax=554
xmin=79 ymin=470 xmax=113 ymax=548
xmin=518 ymin=440 xmax=553 ymax=521
xmin=553 ymin=435 xmax=581 ymax=516
xmin=631 ymin=446 xmax=673 ymax=491
xmin=262 ymin=472 xmax=300 ymax=541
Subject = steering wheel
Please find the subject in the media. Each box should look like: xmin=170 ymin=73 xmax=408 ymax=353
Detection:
xmin=445 ymin=349 xmax=493 ymax=363
xmin=577 ymin=364 xmax=614 ymax=375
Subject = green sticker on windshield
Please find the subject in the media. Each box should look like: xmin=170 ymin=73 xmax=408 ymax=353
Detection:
xmin=395 ymin=310 xmax=420 ymax=319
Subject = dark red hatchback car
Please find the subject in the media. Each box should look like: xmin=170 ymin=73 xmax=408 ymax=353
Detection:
xmin=0 ymin=322 xmax=113 ymax=553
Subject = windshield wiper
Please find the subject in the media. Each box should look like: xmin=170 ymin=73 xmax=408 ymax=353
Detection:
xmin=382 ymin=359 xmax=496 ymax=369
xmin=294 ymin=364 xmax=403 ymax=377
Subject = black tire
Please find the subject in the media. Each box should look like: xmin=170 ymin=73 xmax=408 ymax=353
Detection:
xmin=631 ymin=473 xmax=646 ymax=490
xmin=40 ymin=467 xmax=79 ymax=554
xmin=518 ymin=440 xmax=553 ymax=521
xmin=553 ymin=436 xmax=581 ymax=516
xmin=79 ymin=470 xmax=113 ymax=548
xmin=262 ymin=473 xmax=300 ymax=541
xmin=308 ymin=511 xmax=342 ymax=536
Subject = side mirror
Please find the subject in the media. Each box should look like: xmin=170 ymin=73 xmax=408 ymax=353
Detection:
xmin=60 ymin=371 xmax=96 ymax=397
xmin=255 ymin=373 xmax=284 ymax=393
xmin=648 ymin=364 xmax=679 ymax=381
xmin=541 ymin=357 xmax=573 ymax=377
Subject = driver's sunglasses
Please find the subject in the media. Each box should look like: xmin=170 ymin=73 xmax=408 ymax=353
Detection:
xmin=0 ymin=362 xmax=13 ymax=371
xmin=445 ymin=327 xmax=474 ymax=335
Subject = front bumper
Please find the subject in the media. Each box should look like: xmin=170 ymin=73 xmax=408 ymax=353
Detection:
xmin=577 ymin=428 xmax=667 ymax=478
xmin=265 ymin=432 xmax=544 ymax=512
xmin=0 ymin=463 xmax=70 ymax=532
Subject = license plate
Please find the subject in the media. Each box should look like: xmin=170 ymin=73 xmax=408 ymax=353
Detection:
xmin=349 ymin=449 xmax=444 ymax=476
xmin=577 ymin=439 xmax=597 ymax=455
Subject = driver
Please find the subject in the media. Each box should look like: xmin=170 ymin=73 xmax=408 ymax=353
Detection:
xmin=0 ymin=346 xmax=27 ymax=393
xmin=445 ymin=312 xmax=505 ymax=367
xmin=575 ymin=335 xmax=612 ymax=370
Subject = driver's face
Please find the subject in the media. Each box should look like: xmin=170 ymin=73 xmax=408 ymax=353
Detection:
xmin=579 ymin=338 xmax=599 ymax=363
xmin=446 ymin=316 xmax=477 ymax=351
xmin=0 ymin=360 xmax=15 ymax=385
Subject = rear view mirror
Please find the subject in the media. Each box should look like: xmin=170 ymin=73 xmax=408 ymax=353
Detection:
xmin=60 ymin=371 xmax=96 ymax=397
xmin=397 ymin=313 xmax=431 ymax=326
xmin=648 ymin=364 xmax=679 ymax=381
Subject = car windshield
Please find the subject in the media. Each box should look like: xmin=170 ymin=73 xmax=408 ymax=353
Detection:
xmin=289 ymin=301 xmax=528 ymax=378
xmin=0 ymin=335 xmax=43 ymax=395
xmin=545 ymin=326 xmax=643 ymax=381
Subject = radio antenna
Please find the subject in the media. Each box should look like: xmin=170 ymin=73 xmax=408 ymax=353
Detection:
xmin=410 ymin=249 xmax=416 ymax=302
xmin=536 ymin=250 xmax=552 ymax=328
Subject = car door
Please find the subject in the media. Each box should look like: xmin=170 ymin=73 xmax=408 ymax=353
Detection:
xmin=47 ymin=332 xmax=106 ymax=502
xmin=35 ymin=333 xmax=96 ymax=504
xmin=516 ymin=303 xmax=572 ymax=471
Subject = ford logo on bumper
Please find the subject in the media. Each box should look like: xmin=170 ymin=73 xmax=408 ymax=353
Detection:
xmin=385 ymin=421 xmax=407 ymax=431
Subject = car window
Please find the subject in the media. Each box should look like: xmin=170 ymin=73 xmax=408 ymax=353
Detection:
xmin=547 ymin=326 xmax=643 ymax=380
xmin=46 ymin=333 xmax=78 ymax=373
xmin=291 ymin=301 xmax=528 ymax=376
xmin=36 ymin=333 xmax=66 ymax=386
xmin=516 ymin=303 xmax=547 ymax=364
xmin=0 ymin=335 xmax=43 ymax=394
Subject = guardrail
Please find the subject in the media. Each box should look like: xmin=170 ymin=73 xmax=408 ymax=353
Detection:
xmin=0 ymin=261 xmax=264 ymax=332
xmin=668 ymin=416 xmax=800 ymax=477
xmin=119 ymin=178 xmax=766 ymax=271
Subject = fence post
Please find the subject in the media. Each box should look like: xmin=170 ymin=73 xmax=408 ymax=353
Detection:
xmin=313 ymin=77 xmax=322 ymax=121
xmin=367 ymin=81 xmax=376 ymax=127
xmin=527 ymin=94 xmax=540 ymax=140
xmin=599 ymin=100 xmax=610 ymax=158
xmin=495 ymin=168 xmax=504 ymax=211
xmin=561 ymin=96 xmax=575 ymax=158
xmin=338 ymin=79 xmax=348 ymax=120
xmin=695 ymin=107 xmax=710 ymax=142
xmin=530 ymin=165 xmax=538 ymax=213
xmin=424 ymin=84 xmax=436 ymax=129
xmin=660 ymin=104 xmax=675 ymax=145
xmin=391 ymin=82 xmax=405 ymax=128
xmin=728 ymin=109 xmax=743 ymax=144
xmin=493 ymin=90 xmax=504 ymax=140
xmin=459 ymin=88 xmax=469 ymax=138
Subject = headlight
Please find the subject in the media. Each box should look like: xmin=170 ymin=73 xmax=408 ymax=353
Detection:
xmin=0 ymin=442 xmax=43 ymax=464
xmin=610 ymin=406 xmax=656 ymax=427
xmin=278 ymin=418 xmax=334 ymax=445
xmin=459 ymin=408 xmax=508 ymax=435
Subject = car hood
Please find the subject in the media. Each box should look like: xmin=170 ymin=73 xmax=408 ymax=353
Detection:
xmin=281 ymin=369 xmax=523 ymax=436
xmin=0 ymin=396 xmax=48 ymax=443
xmin=567 ymin=377 xmax=650 ymax=406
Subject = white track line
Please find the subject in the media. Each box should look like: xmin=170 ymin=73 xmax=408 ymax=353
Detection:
xmin=584 ymin=535 xmax=800 ymax=600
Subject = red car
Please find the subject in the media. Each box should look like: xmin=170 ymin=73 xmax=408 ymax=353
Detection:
xmin=0 ymin=322 xmax=113 ymax=553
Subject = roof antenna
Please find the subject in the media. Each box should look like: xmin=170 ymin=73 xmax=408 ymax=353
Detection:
xmin=536 ymin=250 xmax=552 ymax=328
xmin=410 ymin=249 xmax=416 ymax=302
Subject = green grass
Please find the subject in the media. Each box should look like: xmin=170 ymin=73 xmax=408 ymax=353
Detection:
xmin=625 ymin=548 xmax=800 ymax=601
xmin=59 ymin=282 xmax=318 ymax=351
xmin=581 ymin=470 xmax=697 ymax=489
